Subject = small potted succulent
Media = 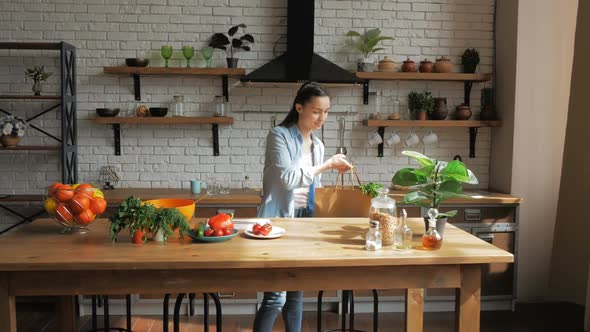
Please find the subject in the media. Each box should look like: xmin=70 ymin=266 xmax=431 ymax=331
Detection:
xmin=0 ymin=115 xmax=27 ymax=147
xmin=461 ymin=48 xmax=480 ymax=73
xmin=208 ymin=23 xmax=254 ymax=68
xmin=408 ymin=91 xmax=436 ymax=120
xmin=391 ymin=151 xmax=478 ymax=236
xmin=346 ymin=28 xmax=393 ymax=72
xmin=24 ymin=66 xmax=52 ymax=96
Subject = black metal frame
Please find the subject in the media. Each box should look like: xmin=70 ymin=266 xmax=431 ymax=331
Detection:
xmin=88 ymin=295 xmax=132 ymax=332
xmin=317 ymin=290 xmax=378 ymax=332
xmin=163 ymin=292 xmax=223 ymax=332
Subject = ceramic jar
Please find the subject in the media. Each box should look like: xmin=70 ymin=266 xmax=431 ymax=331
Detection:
xmin=0 ymin=135 xmax=20 ymax=148
xmin=419 ymin=59 xmax=433 ymax=73
xmin=377 ymin=56 xmax=396 ymax=72
xmin=430 ymin=98 xmax=448 ymax=120
xmin=455 ymin=103 xmax=472 ymax=120
xmin=401 ymin=57 xmax=416 ymax=72
xmin=434 ymin=57 xmax=452 ymax=73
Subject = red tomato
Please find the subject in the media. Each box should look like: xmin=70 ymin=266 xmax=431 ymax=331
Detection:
xmin=223 ymin=228 xmax=232 ymax=236
xmin=264 ymin=223 xmax=273 ymax=232
xmin=215 ymin=229 xmax=224 ymax=237
xmin=258 ymin=225 xmax=271 ymax=236
xmin=204 ymin=228 xmax=215 ymax=237
xmin=252 ymin=224 xmax=261 ymax=234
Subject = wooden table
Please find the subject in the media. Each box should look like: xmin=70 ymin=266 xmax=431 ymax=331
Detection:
xmin=0 ymin=217 xmax=513 ymax=332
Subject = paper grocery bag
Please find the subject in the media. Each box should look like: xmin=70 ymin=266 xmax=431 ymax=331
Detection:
xmin=314 ymin=169 xmax=372 ymax=218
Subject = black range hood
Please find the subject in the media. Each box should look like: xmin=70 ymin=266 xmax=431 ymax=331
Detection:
xmin=240 ymin=0 xmax=362 ymax=84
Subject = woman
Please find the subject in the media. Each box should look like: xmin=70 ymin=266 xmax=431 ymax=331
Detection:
xmin=253 ymin=82 xmax=352 ymax=332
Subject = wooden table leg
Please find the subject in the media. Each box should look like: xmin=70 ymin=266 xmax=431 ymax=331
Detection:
xmin=455 ymin=264 xmax=482 ymax=332
xmin=57 ymin=295 xmax=78 ymax=332
xmin=405 ymin=288 xmax=423 ymax=332
xmin=0 ymin=274 xmax=16 ymax=332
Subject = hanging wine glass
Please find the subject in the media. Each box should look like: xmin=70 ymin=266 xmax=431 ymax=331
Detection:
xmin=182 ymin=46 xmax=195 ymax=68
xmin=160 ymin=45 xmax=173 ymax=68
xmin=200 ymin=47 xmax=214 ymax=68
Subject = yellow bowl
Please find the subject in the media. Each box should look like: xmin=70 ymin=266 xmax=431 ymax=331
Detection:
xmin=144 ymin=198 xmax=196 ymax=222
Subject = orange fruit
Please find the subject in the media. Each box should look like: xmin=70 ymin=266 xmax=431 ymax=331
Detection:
xmin=48 ymin=182 xmax=62 ymax=197
xmin=75 ymin=183 xmax=95 ymax=198
xmin=55 ymin=203 xmax=73 ymax=223
xmin=54 ymin=184 xmax=74 ymax=202
xmin=75 ymin=209 xmax=95 ymax=226
xmin=89 ymin=197 xmax=107 ymax=215
xmin=69 ymin=194 xmax=91 ymax=214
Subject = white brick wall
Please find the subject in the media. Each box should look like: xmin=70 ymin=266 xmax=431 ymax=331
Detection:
xmin=0 ymin=0 xmax=494 ymax=224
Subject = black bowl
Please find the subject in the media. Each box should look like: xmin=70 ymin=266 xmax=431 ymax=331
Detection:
xmin=149 ymin=107 xmax=168 ymax=117
xmin=96 ymin=108 xmax=120 ymax=117
xmin=125 ymin=58 xmax=150 ymax=67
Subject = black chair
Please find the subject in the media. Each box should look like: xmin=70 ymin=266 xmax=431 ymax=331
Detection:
xmin=317 ymin=290 xmax=379 ymax=332
xmin=88 ymin=294 xmax=133 ymax=332
xmin=163 ymin=292 xmax=223 ymax=332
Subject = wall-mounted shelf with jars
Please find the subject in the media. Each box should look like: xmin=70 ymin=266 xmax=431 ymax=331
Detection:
xmin=356 ymin=72 xmax=492 ymax=105
xmin=364 ymin=119 xmax=502 ymax=158
xmin=94 ymin=116 xmax=234 ymax=156
xmin=103 ymin=67 xmax=246 ymax=102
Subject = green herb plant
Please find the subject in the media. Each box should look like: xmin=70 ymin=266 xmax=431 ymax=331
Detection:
xmin=149 ymin=207 xmax=190 ymax=241
xmin=345 ymin=28 xmax=393 ymax=60
xmin=391 ymin=151 xmax=478 ymax=218
xmin=408 ymin=91 xmax=436 ymax=115
xmin=360 ymin=182 xmax=384 ymax=198
xmin=25 ymin=66 xmax=52 ymax=83
xmin=109 ymin=196 xmax=156 ymax=243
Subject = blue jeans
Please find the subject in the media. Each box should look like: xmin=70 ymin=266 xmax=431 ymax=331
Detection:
xmin=253 ymin=208 xmax=308 ymax=332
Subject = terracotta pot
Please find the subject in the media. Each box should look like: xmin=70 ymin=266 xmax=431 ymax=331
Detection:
xmin=479 ymin=106 xmax=497 ymax=121
xmin=455 ymin=103 xmax=472 ymax=120
xmin=1 ymin=134 xmax=20 ymax=148
xmin=430 ymin=98 xmax=448 ymax=120
xmin=377 ymin=56 xmax=396 ymax=72
xmin=132 ymin=228 xmax=147 ymax=244
xmin=434 ymin=56 xmax=452 ymax=73
xmin=401 ymin=57 xmax=416 ymax=72
xmin=415 ymin=110 xmax=427 ymax=120
xmin=419 ymin=59 xmax=433 ymax=73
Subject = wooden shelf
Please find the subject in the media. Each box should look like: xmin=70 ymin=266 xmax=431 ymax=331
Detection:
xmin=103 ymin=66 xmax=245 ymax=102
xmin=103 ymin=67 xmax=245 ymax=77
xmin=94 ymin=117 xmax=234 ymax=156
xmin=0 ymin=146 xmax=61 ymax=151
xmin=364 ymin=119 xmax=501 ymax=159
xmin=356 ymin=72 xmax=492 ymax=82
xmin=94 ymin=116 xmax=234 ymax=125
xmin=0 ymin=95 xmax=60 ymax=100
xmin=0 ymin=42 xmax=63 ymax=50
xmin=364 ymin=120 xmax=502 ymax=128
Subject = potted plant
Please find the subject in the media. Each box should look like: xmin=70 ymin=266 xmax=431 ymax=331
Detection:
xmin=24 ymin=66 xmax=52 ymax=96
xmin=461 ymin=48 xmax=480 ymax=73
xmin=408 ymin=91 xmax=435 ymax=120
xmin=109 ymin=196 xmax=157 ymax=244
xmin=345 ymin=28 xmax=393 ymax=72
xmin=208 ymin=23 xmax=254 ymax=68
xmin=0 ymin=115 xmax=27 ymax=148
xmin=149 ymin=207 xmax=190 ymax=242
xmin=391 ymin=151 xmax=478 ymax=236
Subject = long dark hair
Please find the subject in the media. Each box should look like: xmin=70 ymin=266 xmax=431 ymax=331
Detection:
xmin=278 ymin=82 xmax=328 ymax=127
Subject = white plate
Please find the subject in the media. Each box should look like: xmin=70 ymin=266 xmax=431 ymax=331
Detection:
xmin=244 ymin=226 xmax=286 ymax=239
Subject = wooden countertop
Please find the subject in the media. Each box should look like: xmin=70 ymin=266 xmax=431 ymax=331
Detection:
xmin=0 ymin=217 xmax=513 ymax=271
xmin=1 ymin=188 xmax=521 ymax=205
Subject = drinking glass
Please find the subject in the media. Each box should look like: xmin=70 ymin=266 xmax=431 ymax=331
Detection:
xmin=160 ymin=45 xmax=173 ymax=68
xmin=200 ymin=47 xmax=214 ymax=68
xmin=182 ymin=46 xmax=195 ymax=68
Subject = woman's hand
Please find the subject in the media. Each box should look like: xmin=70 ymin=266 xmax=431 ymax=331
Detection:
xmin=327 ymin=154 xmax=352 ymax=173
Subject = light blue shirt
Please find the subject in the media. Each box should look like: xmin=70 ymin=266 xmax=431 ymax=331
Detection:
xmin=258 ymin=125 xmax=324 ymax=218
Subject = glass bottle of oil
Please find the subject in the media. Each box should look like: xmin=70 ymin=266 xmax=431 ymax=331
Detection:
xmin=394 ymin=209 xmax=413 ymax=250
xmin=422 ymin=208 xmax=442 ymax=250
